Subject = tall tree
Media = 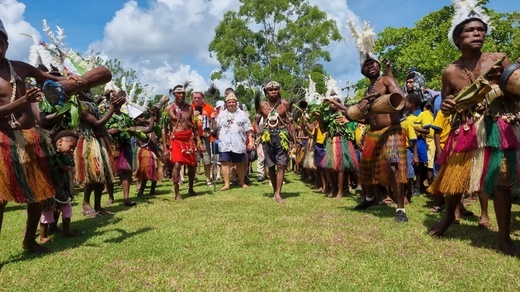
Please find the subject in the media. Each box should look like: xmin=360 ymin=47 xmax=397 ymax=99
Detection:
xmin=208 ymin=0 xmax=342 ymax=101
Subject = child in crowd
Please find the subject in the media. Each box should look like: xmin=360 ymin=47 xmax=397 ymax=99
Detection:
xmin=40 ymin=130 xmax=81 ymax=243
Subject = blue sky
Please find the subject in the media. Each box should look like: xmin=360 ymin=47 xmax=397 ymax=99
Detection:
xmin=1 ymin=0 xmax=518 ymax=101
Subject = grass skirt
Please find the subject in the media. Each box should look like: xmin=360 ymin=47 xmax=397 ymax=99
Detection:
xmin=323 ymin=136 xmax=358 ymax=172
xmin=429 ymin=115 xmax=520 ymax=196
xmin=359 ymin=125 xmax=407 ymax=186
xmin=0 ymin=127 xmax=56 ymax=203
xmin=74 ymin=134 xmax=115 ymax=184
xmin=115 ymin=143 xmax=133 ymax=173
xmin=135 ymin=146 xmax=162 ymax=182
xmin=302 ymin=138 xmax=317 ymax=170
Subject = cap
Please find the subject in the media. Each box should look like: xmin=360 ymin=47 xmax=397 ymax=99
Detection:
xmin=215 ymin=100 xmax=225 ymax=108
xmin=264 ymin=80 xmax=281 ymax=89
xmin=225 ymin=92 xmax=238 ymax=102
xmin=0 ymin=19 xmax=8 ymax=41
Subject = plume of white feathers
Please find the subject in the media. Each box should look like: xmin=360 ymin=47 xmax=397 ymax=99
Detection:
xmin=448 ymin=0 xmax=491 ymax=46
xmin=325 ymin=76 xmax=344 ymax=104
xmin=346 ymin=19 xmax=378 ymax=69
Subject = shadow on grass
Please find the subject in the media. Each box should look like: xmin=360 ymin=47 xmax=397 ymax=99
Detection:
xmin=1 ymin=212 xmax=154 ymax=266
xmin=261 ymin=192 xmax=301 ymax=199
xmin=420 ymin=208 xmax=519 ymax=255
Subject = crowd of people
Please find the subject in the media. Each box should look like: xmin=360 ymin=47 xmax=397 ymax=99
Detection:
xmin=1 ymin=0 xmax=520 ymax=257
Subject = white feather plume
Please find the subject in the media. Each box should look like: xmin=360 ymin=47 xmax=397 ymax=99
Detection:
xmin=346 ymin=19 xmax=378 ymax=69
xmin=448 ymin=0 xmax=491 ymax=46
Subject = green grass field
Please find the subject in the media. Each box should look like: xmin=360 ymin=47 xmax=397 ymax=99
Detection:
xmin=1 ymin=171 xmax=520 ymax=291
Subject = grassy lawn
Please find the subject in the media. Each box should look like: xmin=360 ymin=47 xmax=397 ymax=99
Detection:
xmin=1 ymin=171 xmax=520 ymax=291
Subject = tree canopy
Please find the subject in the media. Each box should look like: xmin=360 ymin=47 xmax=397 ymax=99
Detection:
xmin=208 ymin=0 xmax=342 ymax=104
xmin=362 ymin=3 xmax=519 ymax=96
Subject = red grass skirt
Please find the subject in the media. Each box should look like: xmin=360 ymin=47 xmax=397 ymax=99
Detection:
xmin=0 ymin=127 xmax=56 ymax=203
xmin=135 ymin=146 xmax=162 ymax=182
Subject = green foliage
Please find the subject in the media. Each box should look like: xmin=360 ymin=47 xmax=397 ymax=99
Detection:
xmin=209 ymin=0 xmax=342 ymax=100
xmin=352 ymin=5 xmax=520 ymax=95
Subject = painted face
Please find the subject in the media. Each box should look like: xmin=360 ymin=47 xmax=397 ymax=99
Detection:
xmin=226 ymin=99 xmax=238 ymax=112
xmin=361 ymin=59 xmax=380 ymax=78
xmin=174 ymin=91 xmax=186 ymax=104
xmin=56 ymin=137 xmax=78 ymax=155
xmin=455 ymin=20 xmax=486 ymax=50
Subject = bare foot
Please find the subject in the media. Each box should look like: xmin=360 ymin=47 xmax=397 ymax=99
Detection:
xmin=241 ymin=184 xmax=249 ymax=189
xmin=428 ymin=217 xmax=454 ymax=237
xmin=499 ymin=239 xmax=520 ymax=257
xmin=62 ymin=231 xmax=81 ymax=238
xmin=220 ymin=186 xmax=230 ymax=191
xmin=22 ymin=240 xmax=50 ymax=254
xmin=106 ymin=198 xmax=114 ymax=206
xmin=39 ymin=237 xmax=52 ymax=244
xmin=188 ymin=189 xmax=199 ymax=196
xmin=478 ymin=218 xmax=492 ymax=228
xmin=273 ymin=196 xmax=286 ymax=204
xmin=335 ymin=194 xmax=343 ymax=199
xmin=174 ymin=195 xmax=183 ymax=201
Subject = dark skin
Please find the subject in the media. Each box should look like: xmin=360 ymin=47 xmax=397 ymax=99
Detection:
xmin=252 ymin=86 xmax=296 ymax=203
xmin=0 ymin=35 xmax=82 ymax=253
xmin=431 ymin=20 xmax=519 ymax=256
xmin=332 ymin=60 xmax=406 ymax=211
xmin=162 ymin=91 xmax=203 ymax=200
xmin=135 ymin=106 xmax=160 ymax=197
xmin=79 ymin=91 xmax=126 ymax=216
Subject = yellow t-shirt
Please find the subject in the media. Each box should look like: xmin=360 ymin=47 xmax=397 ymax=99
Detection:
xmin=401 ymin=119 xmax=417 ymax=148
xmin=430 ymin=113 xmax=451 ymax=150
xmin=314 ymin=126 xmax=327 ymax=144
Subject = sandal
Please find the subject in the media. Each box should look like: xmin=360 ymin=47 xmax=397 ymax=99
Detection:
xmin=82 ymin=210 xmax=98 ymax=218
xmin=96 ymin=209 xmax=114 ymax=215
xmin=124 ymin=200 xmax=136 ymax=207
xmin=429 ymin=206 xmax=443 ymax=213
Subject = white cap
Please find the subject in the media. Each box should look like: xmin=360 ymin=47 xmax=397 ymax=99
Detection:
xmin=216 ymin=100 xmax=225 ymax=109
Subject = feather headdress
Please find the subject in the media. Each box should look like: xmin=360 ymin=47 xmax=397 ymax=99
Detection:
xmin=448 ymin=0 xmax=491 ymax=47
xmin=346 ymin=19 xmax=379 ymax=70
xmin=324 ymin=76 xmax=344 ymax=104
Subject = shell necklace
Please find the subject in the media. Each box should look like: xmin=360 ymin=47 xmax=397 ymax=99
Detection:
xmin=368 ymin=74 xmax=382 ymax=95
xmin=7 ymin=60 xmax=21 ymax=129
xmin=267 ymin=98 xmax=280 ymax=127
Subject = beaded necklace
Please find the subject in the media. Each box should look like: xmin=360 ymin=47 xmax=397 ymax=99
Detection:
xmin=7 ymin=60 xmax=21 ymax=128
xmin=368 ymin=74 xmax=382 ymax=94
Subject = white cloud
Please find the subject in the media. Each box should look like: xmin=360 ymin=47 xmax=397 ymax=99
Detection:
xmin=1 ymin=0 xmax=361 ymax=97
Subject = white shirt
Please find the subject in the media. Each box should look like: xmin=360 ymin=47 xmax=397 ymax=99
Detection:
xmin=215 ymin=109 xmax=252 ymax=154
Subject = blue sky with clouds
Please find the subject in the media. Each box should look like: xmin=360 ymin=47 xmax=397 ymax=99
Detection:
xmin=1 ymin=0 xmax=518 ymax=100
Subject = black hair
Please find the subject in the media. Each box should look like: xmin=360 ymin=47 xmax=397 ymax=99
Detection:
xmin=406 ymin=93 xmax=422 ymax=108
xmin=452 ymin=18 xmax=488 ymax=47
xmin=406 ymin=72 xmax=416 ymax=80
xmin=52 ymin=130 xmax=79 ymax=144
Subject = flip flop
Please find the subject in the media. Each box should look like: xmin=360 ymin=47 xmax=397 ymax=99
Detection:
xmin=96 ymin=209 xmax=114 ymax=215
xmin=82 ymin=210 xmax=98 ymax=218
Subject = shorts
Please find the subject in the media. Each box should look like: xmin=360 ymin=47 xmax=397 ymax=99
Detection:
xmin=40 ymin=202 xmax=73 ymax=223
xmin=406 ymin=148 xmax=415 ymax=179
xmin=198 ymin=136 xmax=212 ymax=165
xmin=219 ymin=151 xmax=246 ymax=163
xmin=262 ymin=131 xmax=288 ymax=168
